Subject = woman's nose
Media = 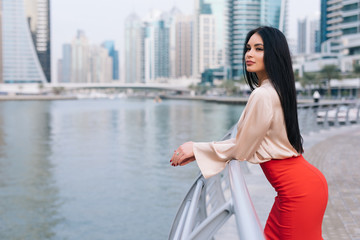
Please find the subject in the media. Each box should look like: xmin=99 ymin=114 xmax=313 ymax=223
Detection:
xmin=246 ymin=50 xmax=253 ymax=58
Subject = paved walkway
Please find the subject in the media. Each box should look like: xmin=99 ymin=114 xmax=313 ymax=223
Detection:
xmin=240 ymin=124 xmax=360 ymax=240
xmin=305 ymin=125 xmax=360 ymax=240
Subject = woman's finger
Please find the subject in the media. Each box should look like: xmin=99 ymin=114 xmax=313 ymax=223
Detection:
xmin=180 ymin=157 xmax=196 ymax=166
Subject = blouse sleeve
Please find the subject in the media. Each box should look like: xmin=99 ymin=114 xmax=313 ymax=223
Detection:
xmin=193 ymin=88 xmax=274 ymax=179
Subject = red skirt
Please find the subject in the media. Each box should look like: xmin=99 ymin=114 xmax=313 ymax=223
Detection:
xmin=260 ymin=155 xmax=328 ymax=240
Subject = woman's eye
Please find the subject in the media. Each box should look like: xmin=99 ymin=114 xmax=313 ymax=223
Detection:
xmin=246 ymin=48 xmax=251 ymax=51
xmin=256 ymin=48 xmax=263 ymax=51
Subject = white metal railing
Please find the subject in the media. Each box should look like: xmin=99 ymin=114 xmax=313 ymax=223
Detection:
xmin=168 ymin=126 xmax=265 ymax=240
xmin=298 ymin=102 xmax=360 ymax=134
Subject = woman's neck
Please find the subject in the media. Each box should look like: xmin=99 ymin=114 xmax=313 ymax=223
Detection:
xmin=257 ymin=71 xmax=269 ymax=85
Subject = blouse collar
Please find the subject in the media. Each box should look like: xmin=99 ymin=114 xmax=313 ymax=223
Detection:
xmin=260 ymin=79 xmax=270 ymax=86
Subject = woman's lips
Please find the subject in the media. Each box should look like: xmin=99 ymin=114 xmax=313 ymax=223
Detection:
xmin=246 ymin=61 xmax=255 ymax=65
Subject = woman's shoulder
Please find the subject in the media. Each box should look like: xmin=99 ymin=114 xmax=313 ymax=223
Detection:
xmin=250 ymin=82 xmax=274 ymax=99
xmin=248 ymin=81 xmax=279 ymax=107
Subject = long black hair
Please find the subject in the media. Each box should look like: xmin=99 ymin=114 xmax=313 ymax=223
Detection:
xmin=242 ymin=26 xmax=303 ymax=153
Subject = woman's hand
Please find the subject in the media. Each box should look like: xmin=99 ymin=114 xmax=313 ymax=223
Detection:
xmin=170 ymin=141 xmax=195 ymax=167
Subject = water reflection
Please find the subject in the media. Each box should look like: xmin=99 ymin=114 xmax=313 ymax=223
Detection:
xmin=0 ymin=98 xmax=245 ymax=240
xmin=0 ymin=101 xmax=62 ymax=239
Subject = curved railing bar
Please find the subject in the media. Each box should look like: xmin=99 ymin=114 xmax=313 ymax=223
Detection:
xmin=228 ymin=160 xmax=265 ymax=239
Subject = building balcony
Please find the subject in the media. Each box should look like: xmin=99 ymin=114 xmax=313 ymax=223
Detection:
xmin=327 ymin=11 xmax=342 ymax=18
xmin=327 ymin=17 xmax=343 ymax=25
xmin=327 ymin=3 xmax=343 ymax=12
xmin=327 ymin=24 xmax=342 ymax=31
xmin=327 ymin=30 xmax=342 ymax=38
xmin=328 ymin=0 xmax=342 ymax=5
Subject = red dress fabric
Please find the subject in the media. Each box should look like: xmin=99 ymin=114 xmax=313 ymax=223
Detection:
xmin=260 ymin=155 xmax=328 ymax=240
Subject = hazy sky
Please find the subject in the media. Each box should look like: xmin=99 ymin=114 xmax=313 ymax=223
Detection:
xmin=51 ymin=0 xmax=320 ymax=81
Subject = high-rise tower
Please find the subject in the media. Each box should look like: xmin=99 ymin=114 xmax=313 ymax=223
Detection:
xmin=102 ymin=41 xmax=119 ymax=80
xmin=2 ymin=0 xmax=48 ymax=83
xmin=226 ymin=0 xmax=288 ymax=79
xmin=320 ymin=0 xmax=360 ymax=71
xmin=24 ymin=0 xmax=51 ymax=82
xmin=124 ymin=13 xmax=145 ymax=83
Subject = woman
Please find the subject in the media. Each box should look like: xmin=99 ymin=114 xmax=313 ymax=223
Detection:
xmin=170 ymin=26 xmax=328 ymax=240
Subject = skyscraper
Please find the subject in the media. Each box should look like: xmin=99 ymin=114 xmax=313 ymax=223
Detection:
xmin=297 ymin=16 xmax=321 ymax=54
xmin=0 ymin=1 xmax=3 ymax=83
xmin=297 ymin=19 xmax=307 ymax=54
xmin=24 ymin=0 xmax=51 ymax=83
xmin=169 ymin=7 xmax=183 ymax=78
xmin=61 ymin=44 xmax=71 ymax=83
xmin=321 ymin=0 xmax=360 ymax=52
xmin=143 ymin=10 xmax=171 ymax=82
xmin=173 ymin=14 xmax=193 ymax=78
xmin=89 ymin=45 xmax=113 ymax=83
xmin=102 ymin=41 xmax=119 ymax=80
xmin=2 ymin=0 xmax=47 ymax=83
xmin=320 ymin=0 xmax=360 ymax=71
xmin=226 ymin=0 xmax=288 ymax=79
xmin=124 ymin=13 xmax=145 ymax=83
xmin=71 ymin=30 xmax=90 ymax=83
xmin=193 ymin=0 xmax=219 ymax=77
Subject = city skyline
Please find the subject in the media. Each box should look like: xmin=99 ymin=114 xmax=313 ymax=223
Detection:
xmin=52 ymin=0 xmax=320 ymax=82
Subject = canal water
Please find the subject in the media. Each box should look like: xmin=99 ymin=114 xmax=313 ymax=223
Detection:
xmin=0 ymin=98 xmax=244 ymax=240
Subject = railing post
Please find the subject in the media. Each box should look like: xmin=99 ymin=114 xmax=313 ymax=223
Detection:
xmin=334 ymin=106 xmax=340 ymax=127
xmin=228 ymin=161 xmax=265 ymax=240
xmin=345 ymin=106 xmax=350 ymax=125
xmin=324 ymin=108 xmax=329 ymax=129
xmin=181 ymin=179 xmax=205 ymax=240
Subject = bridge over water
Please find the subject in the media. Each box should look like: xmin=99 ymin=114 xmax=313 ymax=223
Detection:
xmin=52 ymin=82 xmax=192 ymax=93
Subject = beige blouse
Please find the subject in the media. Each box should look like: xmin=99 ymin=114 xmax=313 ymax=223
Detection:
xmin=193 ymin=79 xmax=299 ymax=179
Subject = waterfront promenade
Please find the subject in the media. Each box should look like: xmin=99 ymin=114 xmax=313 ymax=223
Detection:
xmin=238 ymin=124 xmax=360 ymax=240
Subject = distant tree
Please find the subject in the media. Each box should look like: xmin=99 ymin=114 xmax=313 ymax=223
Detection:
xmin=320 ymin=65 xmax=341 ymax=97
xmin=299 ymin=72 xmax=317 ymax=96
xmin=354 ymin=63 xmax=360 ymax=98
xmin=353 ymin=63 xmax=360 ymax=77
xmin=221 ymin=80 xmax=239 ymax=96
xmin=52 ymin=87 xmax=65 ymax=95
xmin=38 ymin=83 xmax=44 ymax=94
xmin=188 ymin=83 xmax=211 ymax=95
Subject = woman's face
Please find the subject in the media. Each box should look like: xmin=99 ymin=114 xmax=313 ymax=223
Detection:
xmin=245 ymin=33 xmax=268 ymax=80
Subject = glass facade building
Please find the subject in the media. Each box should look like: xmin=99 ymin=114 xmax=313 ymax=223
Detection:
xmin=102 ymin=40 xmax=119 ymax=80
xmin=124 ymin=13 xmax=145 ymax=83
xmin=61 ymin=44 xmax=71 ymax=83
xmin=25 ymin=0 xmax=51 ymax=83
xmin=154 ymin=18 xmax=170 ymax=79
xmin=226 ymin=0 xmax=287 ymax=79
xmin=320 ymin=0 xmax=360 ymax=72
xmin=321 ymin=0 xmax=360 ymax=53
xmin=2 ymin=0 xmax=48 ymax=83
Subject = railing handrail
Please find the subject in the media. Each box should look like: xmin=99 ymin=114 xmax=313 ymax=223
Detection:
xmin=168 ymin=124 xmax=265 ymax=240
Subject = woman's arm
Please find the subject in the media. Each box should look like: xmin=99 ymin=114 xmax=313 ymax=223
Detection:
xmin=170 ymin=141 xmax=195 ymax=166
xmin=170 ymin=87 xmax=273 ymax=178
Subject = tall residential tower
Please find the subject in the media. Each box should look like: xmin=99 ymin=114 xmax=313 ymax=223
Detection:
xmin=124 ymin=13 xmax=145 ymax=83
xmin=2 ymin=0 xmax=49 ymax=83
xmin=226 ymin=0 xmax=288 ymax=79
xmin=321 ymin=0 xmax=360 ymax=71
xmin=24 ymin=0 xmax=51 ymax=82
